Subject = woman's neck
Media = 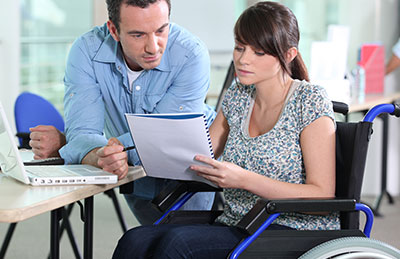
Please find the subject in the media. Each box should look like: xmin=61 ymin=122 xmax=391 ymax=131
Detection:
xmin=254 ymin=76 xmax=293 ymax=112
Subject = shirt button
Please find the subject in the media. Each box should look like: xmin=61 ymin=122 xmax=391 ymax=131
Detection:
xmin=179 ymin=106 xmax=183 ymax=111
xmin=135 ymin=85 xmax=141 ymax=91
xmin=118 ymin=66 xmax=121 ymax=70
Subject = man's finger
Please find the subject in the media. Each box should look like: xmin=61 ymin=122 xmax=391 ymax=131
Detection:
xmin=29 ymin=125 xmax=55 ymax=132
xmin=107 ymin=137 xmax=122 ymax=146
xmin=98 ymin=145 xmax=124 ymax=157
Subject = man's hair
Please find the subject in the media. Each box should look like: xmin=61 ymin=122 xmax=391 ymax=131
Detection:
xmin=106 ymin=0 xmax=171 ymax=32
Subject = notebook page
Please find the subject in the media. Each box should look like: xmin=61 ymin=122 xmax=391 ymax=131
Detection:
xmin=125 ymin=113 xmax=216 ymax=187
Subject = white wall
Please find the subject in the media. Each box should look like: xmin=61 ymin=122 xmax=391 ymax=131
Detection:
xmin=337 ymin=0 xmax=400 ymax=196
xmin=93 ymin=0 xmax=108 ymax=26
xmin=170 ymin=0 xmax=236 ymax=52
xmin=0 ymin=1 xmax=20 ymax=134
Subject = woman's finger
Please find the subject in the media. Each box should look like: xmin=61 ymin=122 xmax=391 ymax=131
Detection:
xmin=197 ymin=173 xmax=219 ymax=186
xmin=190 ymin=164 xmax=219 ymax=177
xmin=194 ymin=155 xmax=220 ymax=168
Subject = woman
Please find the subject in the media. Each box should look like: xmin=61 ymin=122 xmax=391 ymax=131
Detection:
xmin=113 ymin=1 xmax=339 ymax=258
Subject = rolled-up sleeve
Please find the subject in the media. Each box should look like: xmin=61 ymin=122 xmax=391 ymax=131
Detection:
xmin=393 ymin=38 xmax=400 ymax=58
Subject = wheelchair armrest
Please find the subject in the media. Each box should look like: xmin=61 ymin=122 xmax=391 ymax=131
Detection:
xmin=152 ymin=181 xmax=222 ymax=212
xmin=236 ymin=198 xmax=356 ymax=235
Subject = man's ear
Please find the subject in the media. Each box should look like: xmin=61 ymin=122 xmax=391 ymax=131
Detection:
xmin=286 ymin=47 xmax=298 ymax=63
xmin=107 ymin=20 xmax=120 ymax=42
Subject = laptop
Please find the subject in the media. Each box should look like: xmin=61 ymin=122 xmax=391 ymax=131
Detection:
xmin=0 ymin=102 xmax=118 ymax=186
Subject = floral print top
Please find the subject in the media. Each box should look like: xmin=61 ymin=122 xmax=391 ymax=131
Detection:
xmin=216 ymin=79 xmax=340 ymax=230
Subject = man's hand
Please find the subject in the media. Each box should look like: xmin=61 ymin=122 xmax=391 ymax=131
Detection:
xmin=96 ymin=138 xmax=129 ymax=180
xmin=29 ymin=125 xmax=66 ymax=159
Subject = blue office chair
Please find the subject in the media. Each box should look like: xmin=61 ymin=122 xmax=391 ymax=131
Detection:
xmin=14 ymin=92 xmax=64 ymax=149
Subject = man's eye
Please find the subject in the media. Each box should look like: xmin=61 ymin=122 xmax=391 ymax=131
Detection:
xmin=255 ymin=51 xmax=265 ymax=56
xmin=234 ymin=47 xmax=244 ymax=52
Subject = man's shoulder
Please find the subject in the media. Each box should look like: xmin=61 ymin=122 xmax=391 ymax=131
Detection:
xmin=167 ymin=23 xmax=208 ymax=57
xmin=73 ymin=23 xmax=114 ymax=57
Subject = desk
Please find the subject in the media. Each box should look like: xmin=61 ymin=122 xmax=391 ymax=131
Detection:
xmin=0 ymin=166 xmax=145 ymax=259
xmin=348 ymin=92 xmax=400 ymax=215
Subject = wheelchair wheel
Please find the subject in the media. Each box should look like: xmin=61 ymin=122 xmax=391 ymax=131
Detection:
xmin=298 ymin=237 xmax=400 ymax=259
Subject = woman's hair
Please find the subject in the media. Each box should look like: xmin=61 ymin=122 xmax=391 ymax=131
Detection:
xmin=234 ymin=1 xmax=309 ymax=81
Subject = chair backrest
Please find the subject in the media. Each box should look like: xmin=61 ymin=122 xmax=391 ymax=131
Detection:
xmin=215 ymin=61 xmax=235 ymax=112
xmin=335 ymin=121 xmax=373 ymax=229
xmin=14 ymin=92 xmax=64 ymax=148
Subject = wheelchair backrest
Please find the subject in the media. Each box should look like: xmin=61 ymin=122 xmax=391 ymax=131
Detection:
xmin=335 ymin=121 xmax=373 ymax=229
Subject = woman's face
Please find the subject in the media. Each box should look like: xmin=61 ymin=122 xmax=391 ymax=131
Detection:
xmin=233 ymin=41 xmax=282 ymax=86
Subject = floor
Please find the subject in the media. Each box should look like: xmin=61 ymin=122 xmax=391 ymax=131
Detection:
xmin=0 ymin=194 xmax=399 ymax=259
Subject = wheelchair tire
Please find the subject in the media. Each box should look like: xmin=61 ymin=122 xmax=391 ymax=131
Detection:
xmin=298 ymin=237 xmax=400 ymax=259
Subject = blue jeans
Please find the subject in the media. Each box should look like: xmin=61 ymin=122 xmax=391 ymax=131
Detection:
xmin=112 ymin=223 xmax=294 ymax=259
xmin=124 ymin=192 xmax=215 ymax=225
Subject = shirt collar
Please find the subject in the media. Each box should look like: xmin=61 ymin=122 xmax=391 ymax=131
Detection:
xmin=93 ymin=33 xmax=120 ymax=63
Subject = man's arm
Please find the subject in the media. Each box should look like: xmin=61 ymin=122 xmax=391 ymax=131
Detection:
xmin=386 ymin=54 xmax=400 ymax=75
xmin=59 ymin=35 xmax=109 ymax=164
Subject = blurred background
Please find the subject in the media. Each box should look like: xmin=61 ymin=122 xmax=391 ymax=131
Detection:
xmin=0 ymin=1 xmax=399 ymax=257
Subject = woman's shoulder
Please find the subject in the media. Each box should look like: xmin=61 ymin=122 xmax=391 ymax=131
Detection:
xmin=290 ymin=80 xmax=332 ymax=108
xmin=294 ymin=80 xmax=330 ymax=100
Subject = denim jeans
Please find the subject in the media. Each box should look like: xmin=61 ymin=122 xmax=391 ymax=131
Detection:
xmin=112 ymin=223 xmax=294 ymax=259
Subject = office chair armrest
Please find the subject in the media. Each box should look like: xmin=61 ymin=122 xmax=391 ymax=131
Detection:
xmin=152 ymin=181 xmax=222 ymax=212
xmin=236 ymin=198 xmax=356 ymax=235
xmin=16 ymin=132 xmax=31 ymax=149
xmin=16 ymin=132 xmax=30 ymax=139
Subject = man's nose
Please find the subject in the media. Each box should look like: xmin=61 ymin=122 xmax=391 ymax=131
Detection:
xmin=145 ymin=34 xmax=159 ymax=54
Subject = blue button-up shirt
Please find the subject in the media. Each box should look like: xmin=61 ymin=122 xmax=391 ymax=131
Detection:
xmin=59 ymin=23 xmax=216 ymax=199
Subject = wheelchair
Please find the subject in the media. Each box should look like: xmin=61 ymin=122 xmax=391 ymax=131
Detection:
xmin=150 ymin=102 xmax=400 ymax=258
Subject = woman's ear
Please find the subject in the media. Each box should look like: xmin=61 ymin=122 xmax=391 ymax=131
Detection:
xmin=286 ymin=47 xmax=298 ymax=63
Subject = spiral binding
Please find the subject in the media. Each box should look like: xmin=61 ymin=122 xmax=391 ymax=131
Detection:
xmin=203 ymin=114 xmax=215 ymax=159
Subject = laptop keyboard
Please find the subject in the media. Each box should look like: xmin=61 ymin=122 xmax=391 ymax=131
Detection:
xmin=26 ymin=166 xmax=99 ymax=177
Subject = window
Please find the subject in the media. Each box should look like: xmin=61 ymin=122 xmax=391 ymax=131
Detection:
xmin=20 ymin=0 xmax=93 ymax=113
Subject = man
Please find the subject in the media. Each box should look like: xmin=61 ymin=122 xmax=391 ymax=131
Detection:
xmin=30 ymin=0 xmax=215 ymax=225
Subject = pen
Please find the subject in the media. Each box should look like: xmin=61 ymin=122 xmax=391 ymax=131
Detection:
xmin=122 ymin=146 xmax=135 ymax=152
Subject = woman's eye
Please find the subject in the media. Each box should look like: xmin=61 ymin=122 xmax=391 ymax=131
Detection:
xmin=235 ymin=46 xmax=244 ymax=52
xmin=255 ymin=51 xmax=265 ymax=56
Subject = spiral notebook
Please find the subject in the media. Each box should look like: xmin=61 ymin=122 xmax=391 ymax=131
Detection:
xmin=125 ymin=113 xmax=216 ymax=187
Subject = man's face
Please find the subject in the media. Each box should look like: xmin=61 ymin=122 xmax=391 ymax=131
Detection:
xmin=108 ymin=1 xmax=170 ymax=71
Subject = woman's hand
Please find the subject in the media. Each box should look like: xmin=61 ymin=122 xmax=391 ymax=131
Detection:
xmin=190 ymin=155 xmax=247 ymax=189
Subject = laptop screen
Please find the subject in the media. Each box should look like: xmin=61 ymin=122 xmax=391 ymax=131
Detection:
xmin=0 ymin=102 xmax=30 ymax=184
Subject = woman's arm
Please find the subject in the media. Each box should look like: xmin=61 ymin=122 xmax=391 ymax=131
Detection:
xmin=192 ymin=116 xmax=336 ymax=199
xmin=209 ymin=111 xmax=230 ymax=159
